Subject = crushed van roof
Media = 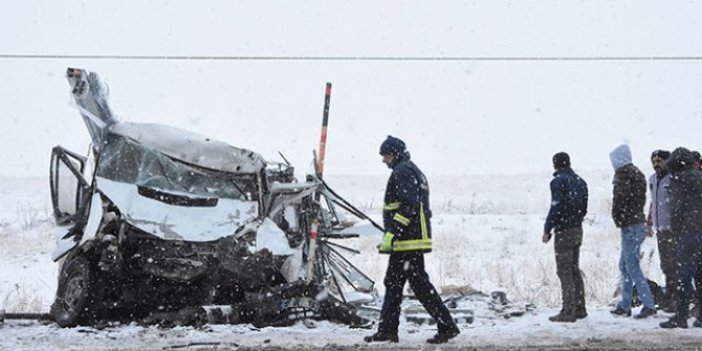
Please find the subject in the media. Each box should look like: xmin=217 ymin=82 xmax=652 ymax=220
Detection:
xmin=109 ymin=122 xmax=266 ymax=174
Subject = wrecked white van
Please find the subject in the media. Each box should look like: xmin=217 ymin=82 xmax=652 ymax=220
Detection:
xmin=49 ymin=68 xmax=374 ymax=328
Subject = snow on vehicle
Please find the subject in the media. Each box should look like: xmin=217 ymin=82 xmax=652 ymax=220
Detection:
xmin=48 ymin=68 xmax=374 ymax=328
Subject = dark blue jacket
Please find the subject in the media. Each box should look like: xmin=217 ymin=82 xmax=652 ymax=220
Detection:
xmin=667 ymin=147 xmax=702 ymax=236
xmin=383 ymin=153 xmax=432 ymax=253
xmin=544 ymin=168 xmax=588 ymax=233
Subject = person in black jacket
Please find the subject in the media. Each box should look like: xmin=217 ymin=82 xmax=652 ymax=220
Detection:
xmin=364 ymin=135 xmax=460 ymax=344
xmin=693 ymin=150 xmax=702 ymax=321
xmin=608 ymin=144 xmax=657 ymax=319
xmin=542 ymin=152 xmax=588 ymax=322
xmin=660 ymin=147 xmax=702 ymax=329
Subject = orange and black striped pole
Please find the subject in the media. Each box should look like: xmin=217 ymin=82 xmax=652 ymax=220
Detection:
xmin=316 ymin=82 xmax=332 ymax=177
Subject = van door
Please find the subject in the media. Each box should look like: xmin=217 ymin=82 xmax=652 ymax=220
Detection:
xmin=49 ymin=146 xmax=91 ymax=226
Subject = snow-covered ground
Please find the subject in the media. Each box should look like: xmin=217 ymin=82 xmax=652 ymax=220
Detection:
xmin=2 ymin=173 xmax=701 ymax=350
xmin=2 ymin=311 xmax=702 ymax=351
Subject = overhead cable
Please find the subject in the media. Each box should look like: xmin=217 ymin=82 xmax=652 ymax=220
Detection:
xmin=1 ymin=54 xmax=702 ymax=61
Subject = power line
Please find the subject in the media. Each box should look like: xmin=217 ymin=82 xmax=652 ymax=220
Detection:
xmin=1 ymin=54 xmax=702 ymax=61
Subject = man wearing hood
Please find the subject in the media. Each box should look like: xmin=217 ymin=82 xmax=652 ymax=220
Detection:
xmin=608 ymin=144 xmax=657 ymax=319
xmin=543 ymin=152 xmax=588 ymax=322
xmin=364 ymin=135 xmax=460 ymax=344
xmin=660 ymin=147 xmax=702 ymax=329
xmin=647 ymin=150 xmax=676 ymax=312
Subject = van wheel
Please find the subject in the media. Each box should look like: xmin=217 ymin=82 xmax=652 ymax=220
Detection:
xmin=50 ymin=256 xmax=100 ymax=327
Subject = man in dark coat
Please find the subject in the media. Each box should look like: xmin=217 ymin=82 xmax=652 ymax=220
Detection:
xmin=543 ymin=152 xmax=588 ymax=322
xmin=609 ymin=144 xmax=657 ymax=319
xmin=660 ymin=147 xmax=702 ymax=329
xmin=364 ymin=135 xmax=460 ymax=344
xmin=693 ymin=150 xmax=702 ymax=319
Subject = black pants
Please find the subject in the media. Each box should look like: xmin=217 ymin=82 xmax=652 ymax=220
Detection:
xmin=656 ymin=230 xmax=677 ymax=306
xmin=378 ymin=252 xmax=457 ymax=334
xmin=674 ymin=234 xmax=702 ymax=320
xmin=554 ymin=227 xmax=586 ymax=312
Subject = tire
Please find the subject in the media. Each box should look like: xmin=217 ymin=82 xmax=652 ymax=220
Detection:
xmin=50 ymin=255 xmax=101 ymax=327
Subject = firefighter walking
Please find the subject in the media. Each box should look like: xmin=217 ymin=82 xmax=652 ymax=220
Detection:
xmin=364 ymin=135 xmax=460 ymax=344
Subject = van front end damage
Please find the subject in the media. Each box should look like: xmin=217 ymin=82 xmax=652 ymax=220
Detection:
xmin=49 ymin=68 xmax=376 ymax=329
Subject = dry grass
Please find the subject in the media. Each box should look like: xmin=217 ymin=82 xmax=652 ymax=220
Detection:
xmin=343 ymin=211 xmax=664 ymax=309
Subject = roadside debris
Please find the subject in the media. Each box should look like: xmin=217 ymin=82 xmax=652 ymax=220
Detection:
xmin=356 ymin=285 xmax=536 ymax=327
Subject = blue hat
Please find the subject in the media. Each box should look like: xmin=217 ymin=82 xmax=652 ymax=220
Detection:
xmin=379 ymin=135 xmax=406 ymax=156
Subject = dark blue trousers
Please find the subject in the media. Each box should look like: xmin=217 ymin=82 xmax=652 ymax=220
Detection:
xmin=674 ymin=234 xmax=702 ymax=320
xmin=378 ymin=252 xmax=457 ymax=334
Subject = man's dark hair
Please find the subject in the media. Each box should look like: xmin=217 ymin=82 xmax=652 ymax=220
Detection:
xmin=552 ymin=152 xmax=570 ymax=170
xmin=651 ymin=149 xmax=671 ymax=160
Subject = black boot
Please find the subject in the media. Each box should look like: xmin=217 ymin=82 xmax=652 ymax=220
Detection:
xmin=634 ymin=307 xmax=657 ymax=319
xmin=426 ymin=327 xmax=460 ymax=344
xmin=610 ymin=306 xmax=631 ymax=317
xmin=573 ymin=307 xmax=588 ymax=319
xmin=660 ymin=317 xmax=688 ymax=329
xmin=364 ymin=331 xmax=398 ymax=343
xmin=549 ymin=310 xmax=577 ymax=322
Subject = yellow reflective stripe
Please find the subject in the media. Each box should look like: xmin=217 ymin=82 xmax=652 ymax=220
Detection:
xmin=384 ymin=202 xmax=401 ymax=210
xmin=392 ymin=239 xmax=432 ymax=251
xmin=420 ymin=203 xmax=428 ymax=240
xmin=393 ymin=213 xmax=410 ymax=226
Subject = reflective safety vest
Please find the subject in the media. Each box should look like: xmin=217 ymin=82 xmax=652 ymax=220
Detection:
xmin=382 ymin=158 xmax=432 ymax=253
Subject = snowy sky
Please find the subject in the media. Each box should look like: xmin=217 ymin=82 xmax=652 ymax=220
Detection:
xmin=1 ymin=1 xmax=702 ymax=177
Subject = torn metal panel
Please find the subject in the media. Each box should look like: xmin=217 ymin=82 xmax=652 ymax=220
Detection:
xmin=66 ymin=68 xmax=116 ymax=149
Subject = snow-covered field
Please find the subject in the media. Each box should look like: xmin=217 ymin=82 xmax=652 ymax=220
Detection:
xmin=3 ymin=1 xmax=702 ymax=349
xmin=2 ymin=172 xmax=701 ymax=350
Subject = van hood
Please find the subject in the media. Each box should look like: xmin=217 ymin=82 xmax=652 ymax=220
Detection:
xmin=97 ymin=177 xmax=259 ymax=241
